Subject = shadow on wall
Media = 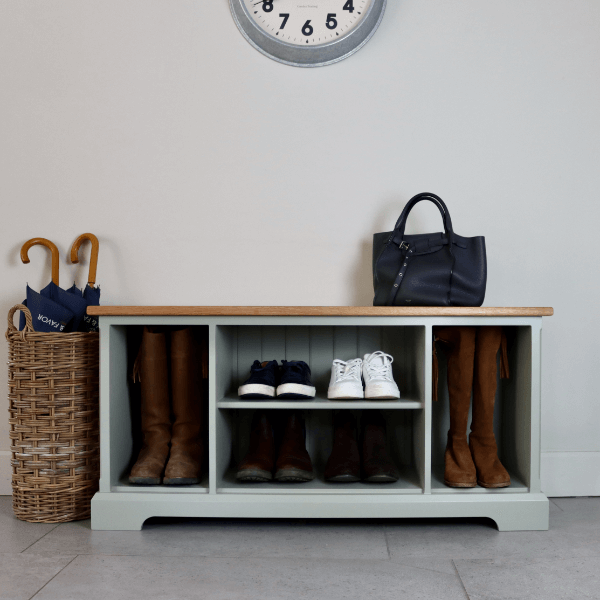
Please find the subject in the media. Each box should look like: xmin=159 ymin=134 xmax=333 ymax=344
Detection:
xmin=348 ymin=197 xmax=427 ymax=306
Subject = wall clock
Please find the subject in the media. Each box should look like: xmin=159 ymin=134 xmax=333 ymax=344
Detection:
xmin=230 ymin=0 xmax=387 ymax=68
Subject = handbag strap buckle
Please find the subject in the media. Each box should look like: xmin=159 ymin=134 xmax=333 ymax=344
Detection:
xmin=399 ymin=241 xmax=410 ymax=251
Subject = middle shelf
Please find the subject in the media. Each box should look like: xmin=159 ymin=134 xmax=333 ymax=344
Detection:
xmin=217 ymin=394 xmax=424 ymax=410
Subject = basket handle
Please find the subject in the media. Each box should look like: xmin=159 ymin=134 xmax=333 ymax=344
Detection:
xmin=6 ymin=304 xmax=34 ymax=339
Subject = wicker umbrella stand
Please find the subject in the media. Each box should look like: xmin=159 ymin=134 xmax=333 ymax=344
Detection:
xmin=6 ymin=304 xmax=100 ymax=523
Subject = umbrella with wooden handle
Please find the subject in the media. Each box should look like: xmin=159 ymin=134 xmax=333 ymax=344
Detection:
xmin=67 ymin=233 xmax=101 ymax=332
xmin=19 ymin=238 xmax=85 ymax=332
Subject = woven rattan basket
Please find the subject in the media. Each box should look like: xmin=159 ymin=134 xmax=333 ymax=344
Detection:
xmin=6 ymin=304 xmax=100 ymax=523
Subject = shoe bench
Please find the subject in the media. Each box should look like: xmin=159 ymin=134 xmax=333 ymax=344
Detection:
xmin=88 ymin=306 xmax=553 ymax=531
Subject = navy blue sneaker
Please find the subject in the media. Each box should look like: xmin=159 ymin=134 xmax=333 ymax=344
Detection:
xmin=277 ymin=360 xmax=316 ymax=399
xmin=238 ymin=360 xmax=279 ymax=399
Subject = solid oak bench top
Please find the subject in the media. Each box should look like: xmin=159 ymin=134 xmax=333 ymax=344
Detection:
xmin=88 ymin=306 xmax=554 ymax=317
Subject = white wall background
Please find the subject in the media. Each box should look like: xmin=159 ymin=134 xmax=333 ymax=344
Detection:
xmin=1 ymin=0 xmax=599 ymax=496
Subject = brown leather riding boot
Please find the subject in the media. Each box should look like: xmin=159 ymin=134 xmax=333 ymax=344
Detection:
xmin=434 ymin=326 xmax=477 ymax=488
xmin=237 ymin=410 xmax=276 ymax=482
xmin=129 ymin=327 xmax=171 ymax=484
xmin=469 ymin=326 xmax=511 ymax=488
xmin=275 ymin=411 xmax=314 ymax=482
xmin=324 ymin=411 xmax=360 ymax=483
xmin=361 ymin=410 xmax=400 ymax=483
xmin=164 ymin=328 xmax=204 ymax=485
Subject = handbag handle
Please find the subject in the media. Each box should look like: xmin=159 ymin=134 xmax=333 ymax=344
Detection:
xmin=392 ymin=193 xmax=455 ymax=247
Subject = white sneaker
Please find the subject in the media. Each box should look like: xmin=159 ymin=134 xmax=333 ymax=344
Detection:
xmin=363 ymin=351 xmax=400 ymax=400
xmin=328 ymin=358 xmax=364 ymax=400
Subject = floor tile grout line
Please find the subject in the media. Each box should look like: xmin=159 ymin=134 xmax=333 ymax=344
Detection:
xmin=28 ymin=554 xmax=78 ymax=600
xmin=549 ymin=498 xmax=564 ymax=512
xmin=20 ymin=523 xmax=61 ymax=554
xmin=392 ymin=561 xmax=457 ymax=576
xmin=20 ymin=551 xmax=399 ymax=562
xmin=383 ymin=528 xmax=392 ymax=560
xmin=452 ymin=560 xmax=471 ymax=600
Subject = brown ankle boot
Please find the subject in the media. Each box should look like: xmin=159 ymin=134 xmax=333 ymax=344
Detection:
xmin=434 ymin=326 xmax=477 ymax=488
xmin=275 ymin=411 xmax=314 ymax=482
xmin=361 ymin=410 xmax=400 ymax=483
xmin=164 ymin=328 xmax=204 ymax=485
xmin=237 ymin=411 xmax=276 ymax=482
xmin=469 ymin=326 xmax=511 ymax=488
xmin=325 ymin=411 xmax=360 ymax=483
xmin=129 ymin=327 xmax=171 ymax=485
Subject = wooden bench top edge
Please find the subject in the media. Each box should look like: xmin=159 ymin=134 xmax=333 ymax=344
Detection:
xmin=87 ymin=306 xmax=554 ymax=317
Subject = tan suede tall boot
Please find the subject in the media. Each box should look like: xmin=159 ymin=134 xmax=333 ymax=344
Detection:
xmin=469 ymin=326 xmax=511 ymax=488
xmin=434 ymin=326 xmax=477 ymax=488
xmin=129 ymin=327 xmax=171 ymax=485
xmin=164 ymin=328 xmax=204 ymax=485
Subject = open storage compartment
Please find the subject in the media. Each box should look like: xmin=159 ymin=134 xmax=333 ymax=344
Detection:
xmin=215 ymin=325 xmax=425 ymax=407
xmin=213 ymin=324 xmax=427 ymax=493
xmin=105 ymin=324 xmax=210 ymax=494
xmin=216 ymin=408 xmax=422 ymax=494
xmin=431 ymin=325 xmax=532 ymax=493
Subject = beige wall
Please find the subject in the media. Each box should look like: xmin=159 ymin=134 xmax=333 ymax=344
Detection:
xmin=1 ymin=1 xmax=599 ymax=495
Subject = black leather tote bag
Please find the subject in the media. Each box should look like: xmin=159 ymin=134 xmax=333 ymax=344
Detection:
xmin=372 ymin=193 xmax=486 ymax=307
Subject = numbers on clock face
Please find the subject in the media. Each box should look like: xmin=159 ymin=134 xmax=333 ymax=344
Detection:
xmin=247 ymin=0 xmax=372 ymax=46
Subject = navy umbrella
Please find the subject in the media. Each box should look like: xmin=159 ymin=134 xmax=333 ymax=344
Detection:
xmin=67 ymin=233 xmax=101 ymax=332
xmin=20 ymin=238 xmax=87 ymax=333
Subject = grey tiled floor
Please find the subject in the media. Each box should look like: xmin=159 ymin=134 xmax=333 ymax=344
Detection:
xmin=1 ymin=496 xmax=599 ymax=600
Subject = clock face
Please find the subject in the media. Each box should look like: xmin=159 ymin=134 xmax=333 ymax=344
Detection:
xmin=246 ymin=0 xmax=373 ymax=47
xmin=231 ymin=0 xmax=386 ymax=67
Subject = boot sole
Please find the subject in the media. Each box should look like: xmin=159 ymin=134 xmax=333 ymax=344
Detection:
xmin=163 ymin=477 xmax=200 ymax=485
xmin=237 ymin=469 xmax=273 ymax=482
xmin=275 ymin=468 xmax=314 ymax=482
xmin=364 ymin=474 xmax=399 ymax=483
xmin=129 ymin=477 xmax=161 ymax=485
xmin=477 ymin=480 xmax=511 ymax=488
xmin=326 ymin=474 xmax=361 ymax=483
xmin=444 ymin=480 xmax=477 ymax=488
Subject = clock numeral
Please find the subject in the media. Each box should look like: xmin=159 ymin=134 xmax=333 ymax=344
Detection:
xmin=343 ymin=0 xmax=355 ymax=13
xmin=326 ymin=13 xmax=338 ymax=30
xmin=262 ymin=1 xmax=274 ymax=12
xmin=279 ymin=13 xmax=290 ymax=29
xmin=302 ymin=20 xmax=314 ymax=36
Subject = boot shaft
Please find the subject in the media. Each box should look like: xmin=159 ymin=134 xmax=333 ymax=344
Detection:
xmin=434 ymin=326 xmax=476 ymax=435
xmin=247 ymin=410 xmax=276 ymax=462
xmin=170 ymin=327 xmax=203 ymax=447
xmin=471 ymin=325 xmax=503 ymax=440
xmin=139 ymin=327 xmax=171 ymax=445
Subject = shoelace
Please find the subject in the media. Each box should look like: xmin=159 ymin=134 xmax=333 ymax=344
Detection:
xmin=364 ymin=351 xmax=394 ymax=381
xmin=333 ymin=358 xmax=362 ymax=383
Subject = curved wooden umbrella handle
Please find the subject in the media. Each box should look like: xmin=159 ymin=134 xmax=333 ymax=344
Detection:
xmin=20 ymin=238 xmax=60 ymax=286
xmin=70 ymin=233 xmax=99 ymax=287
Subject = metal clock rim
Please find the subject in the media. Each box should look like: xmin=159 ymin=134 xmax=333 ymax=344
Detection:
xmin=230 ymin=0 xmax=387 ymax=68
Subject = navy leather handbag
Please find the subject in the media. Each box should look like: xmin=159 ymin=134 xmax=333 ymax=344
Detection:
xmin=372 ymin=193 xmax=487 ymax=307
